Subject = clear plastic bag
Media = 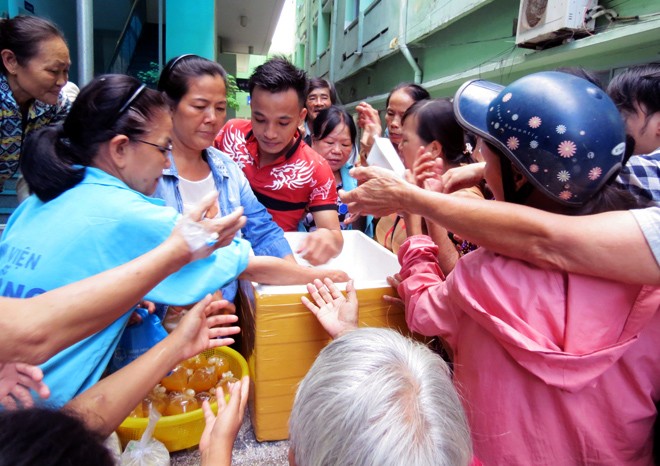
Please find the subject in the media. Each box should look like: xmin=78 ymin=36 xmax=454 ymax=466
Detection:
xmin=120 ymin=407 xmax=170 ymax=466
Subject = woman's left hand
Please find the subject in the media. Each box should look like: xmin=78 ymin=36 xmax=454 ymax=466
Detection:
xmin=171 ymin=295 xmax=241 ymax=361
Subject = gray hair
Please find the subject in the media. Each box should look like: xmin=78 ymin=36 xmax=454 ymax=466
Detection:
xmin=289 ymin=328 xmax=472 ymax=466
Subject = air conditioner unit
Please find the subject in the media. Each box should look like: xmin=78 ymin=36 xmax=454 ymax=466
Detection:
xmin=516 ymin=0 xmax=598 ymax=48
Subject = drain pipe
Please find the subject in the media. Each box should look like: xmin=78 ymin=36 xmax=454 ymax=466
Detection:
xmin=306 ymin=0 xmax=313 ymax=68
xmin=356 ymin=9 xmax=364 ymax=56
xmin=399 ymin=0 xmax=421 ymax=84
xmin=329 ymin=0 xmax=339 ymax=81
xmin=76 ymin=0 xmax=94 ymax=86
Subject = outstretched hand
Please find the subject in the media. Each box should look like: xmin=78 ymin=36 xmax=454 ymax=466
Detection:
xmin=199 ymin=376 xmax=250 ymax=466
xmin=171 ymin=294 xmax=241 ymax=361
xmin=301 ymin=278 xmax=358 ymax=339
xmin=172 ymin=191 xmax=247 ymax=262
xmin=0 ymin=362 xmax=50 ymax=410
xmin=340 ymin=166 xmax=411 ymax=219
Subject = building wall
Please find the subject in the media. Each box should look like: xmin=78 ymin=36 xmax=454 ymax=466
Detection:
xmin=165 ymin=0 xmax=215 ymax=60
xmin=2 ymin=0 xmax=137 ymax=83
xmin=3 ymin=0 xmax=80 ymax=81
xmin=296 ymin=0 xmax=660 ymax=110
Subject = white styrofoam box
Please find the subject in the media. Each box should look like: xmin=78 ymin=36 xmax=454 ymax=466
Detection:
xmin=253 ymin=230 xmax=400 ymax=294
xmin=366 ymin=137 xmax=406 ymax=177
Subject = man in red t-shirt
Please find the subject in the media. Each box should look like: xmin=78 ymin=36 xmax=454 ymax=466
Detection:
xmin=215 ymin=57 xmax=343 ymax=265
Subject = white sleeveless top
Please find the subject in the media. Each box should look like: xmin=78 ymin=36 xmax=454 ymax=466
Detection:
xmin=178 ymin=171 xmax=215 ymax=214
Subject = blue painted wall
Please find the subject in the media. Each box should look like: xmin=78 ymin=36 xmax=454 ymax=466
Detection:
xmin=165 ymin=0 xmax=216 ymax=60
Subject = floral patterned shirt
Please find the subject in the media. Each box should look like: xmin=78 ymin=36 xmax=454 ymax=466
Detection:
xmin=0 ymin=73 xmax=71 ymax=190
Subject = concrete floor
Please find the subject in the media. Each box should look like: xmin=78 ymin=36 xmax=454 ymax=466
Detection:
xmin=170 ymin=408 xmax=289 ymax=466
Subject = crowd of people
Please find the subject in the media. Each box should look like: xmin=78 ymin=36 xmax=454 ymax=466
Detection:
xmin=0 ymin=12 xmax=658 ymax=466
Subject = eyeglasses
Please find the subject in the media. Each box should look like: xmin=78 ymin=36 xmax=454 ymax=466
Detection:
xmin=133 ymin=139 xmax=173 ymax=157
xmin=115 ymin=83 xmax=147 ymax=120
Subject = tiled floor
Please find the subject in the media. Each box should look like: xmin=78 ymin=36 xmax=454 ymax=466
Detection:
xmin=170 ymin=408 xmax=289 ymax=466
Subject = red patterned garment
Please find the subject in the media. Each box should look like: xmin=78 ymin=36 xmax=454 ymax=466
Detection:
xmin=215 ymin=119 xmax=338 ymax=231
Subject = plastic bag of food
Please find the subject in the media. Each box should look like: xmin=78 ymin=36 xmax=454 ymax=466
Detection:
xmin=104 ymin=431 xmax=123 ymax=465
xmin=120 ymin=407 xmax=170 ymax=466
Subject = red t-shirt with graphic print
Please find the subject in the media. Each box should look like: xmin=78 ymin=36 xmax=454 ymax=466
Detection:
xmin=215 ymin=119 xmax=338 ymax=232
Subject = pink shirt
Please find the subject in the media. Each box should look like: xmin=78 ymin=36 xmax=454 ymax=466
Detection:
xmin=398 ymin=235 xmax=660 ymax=466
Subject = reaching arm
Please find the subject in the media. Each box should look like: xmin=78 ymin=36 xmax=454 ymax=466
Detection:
xmin=425 ymin=221 xmax=460 ymax=275
xmin=65 ymin=295 xmax=240 ymax=437
xmin=240 ymin=256 xmax=349 ymax=284
xmin=0 ymin=194 xmax=247 ymax=365
xmin=341 ymin=166 xmax=660 ymax=285
xmin=409 ymin=191 xmax=660 ymax=285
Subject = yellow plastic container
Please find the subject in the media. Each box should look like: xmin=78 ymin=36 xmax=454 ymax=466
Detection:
xmin=238 ymin=231 xmax=423 ymax=441
xmin=116 ymin=346 xmax=248 ymax=452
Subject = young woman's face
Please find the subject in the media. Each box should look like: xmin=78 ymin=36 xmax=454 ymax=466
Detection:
xmin=312 ymin=122 xmax=353 ymax=173
xmin=4 ymin=36 xmax=70 ymax=106
xmin=399 ymin=114 xmax=427 ymax=169
xmin=171 ymin=74 xmax=227 ymax=152
xmin=385 ymin=89 xmax=415 ymax=148
xmin=122 ymin=109 xmax=173 ymax=196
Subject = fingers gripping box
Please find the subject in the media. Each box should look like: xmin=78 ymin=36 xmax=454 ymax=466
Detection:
xmin=238 ymin=230 xmax=415 ymax=441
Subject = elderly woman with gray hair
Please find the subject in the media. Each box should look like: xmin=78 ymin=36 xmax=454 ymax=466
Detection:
xmin=289 ymin=278 xmax=475 ymax=466
xmin=198 ymin=277 xmax=476 ymax=466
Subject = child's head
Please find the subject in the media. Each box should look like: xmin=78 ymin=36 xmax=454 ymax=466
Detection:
xmin=399 ymin=98 xmax=470 ymax=170
xmin=455 ymin=71 xmax=638 ymax=214
xmin=607 ymin=63 xmax=660 ymax=155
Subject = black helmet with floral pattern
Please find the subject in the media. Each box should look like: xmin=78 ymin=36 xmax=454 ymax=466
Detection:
xmin=454 ymin=71 xmax=626 ymax=206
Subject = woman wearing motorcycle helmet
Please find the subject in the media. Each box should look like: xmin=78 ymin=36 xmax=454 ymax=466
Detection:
xmin=392 ymin=71 xmax=659 ymax=465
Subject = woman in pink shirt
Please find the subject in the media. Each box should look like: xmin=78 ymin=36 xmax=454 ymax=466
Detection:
xmin=395 ymin=71 xmax=659 ymax=465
